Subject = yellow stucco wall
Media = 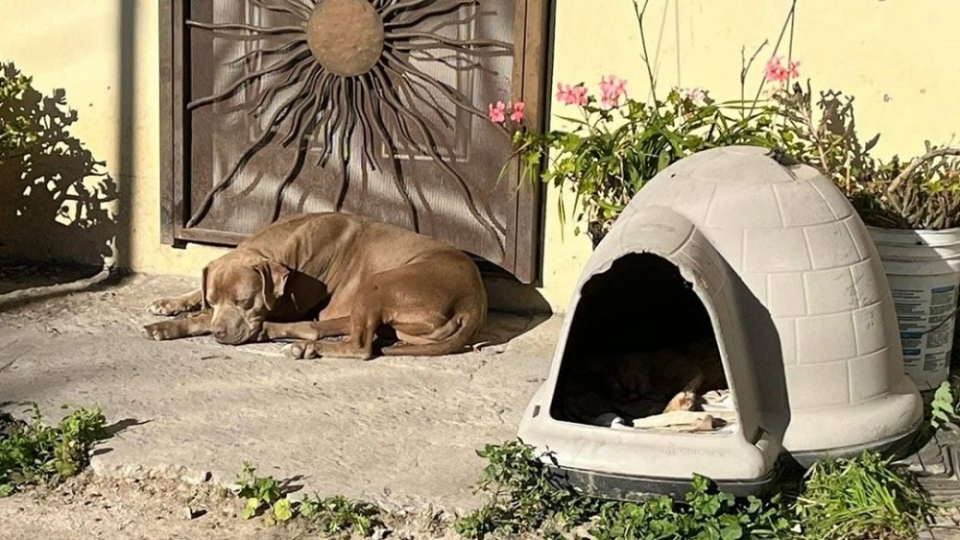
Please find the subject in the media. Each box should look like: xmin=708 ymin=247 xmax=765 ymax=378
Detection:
xmin=0 ymin=0 xmax=226 ymax=276
xmin=1 ymin=1 xmax=958 ymax=312
xmin=541 ymin=0 xmax=960 ymax=310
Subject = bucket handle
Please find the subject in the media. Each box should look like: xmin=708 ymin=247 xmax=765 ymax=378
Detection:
xmin=921 ymin=304 xmax=960 ymax=335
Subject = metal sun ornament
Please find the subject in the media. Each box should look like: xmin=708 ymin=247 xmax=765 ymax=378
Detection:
xmin=184 ymin=0 xmax=513 ymax=248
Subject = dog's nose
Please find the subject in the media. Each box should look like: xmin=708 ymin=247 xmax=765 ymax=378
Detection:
xmin=212 ymin=328 xmax=228 ymax=342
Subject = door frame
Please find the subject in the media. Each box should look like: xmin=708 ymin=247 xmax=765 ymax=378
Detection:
xmin=159 ymin=0 xmax=552 ymax=284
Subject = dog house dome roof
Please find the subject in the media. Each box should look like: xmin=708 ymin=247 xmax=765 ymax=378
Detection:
xmin=518 ymin=146 xmax=921 ymax=489
xmin=624 ymin=146 xmax=921 ymax=452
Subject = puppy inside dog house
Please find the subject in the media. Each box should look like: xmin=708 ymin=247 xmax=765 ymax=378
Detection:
xmin=518 ymin=146 xmax=923 ymax=496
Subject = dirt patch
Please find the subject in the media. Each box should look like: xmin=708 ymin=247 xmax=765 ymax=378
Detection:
xmin=0 ymin=472 xmax=468 ymax=540
xmin=0 ymin=472 xmax=266 ymax=540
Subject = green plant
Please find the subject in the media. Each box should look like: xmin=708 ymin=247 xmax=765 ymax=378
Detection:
xmin=859 ymin=145 xmax=960 ymax=230
xmin=233 ymin=462 xmax=383 ymax=535
xmin=495 ymin=0 xmax=960 ymax=240
xmin=298 ymin=494 xmax=384 ymax=538
xmin=773 ymin=83 xmax=960 ymax=230
xmin=513 ymin=88 xmax=784 ymax=245
xmin=458 ymin=440 xmax=934 ymax=540
xmin=0 ymin=404 xmax=109 ymax=497
xmin=235 ymin=461 xmax=293 ymax=524
xmin=794 ymin=451 xmax=931 ymax=540
xmin=590 ymin=476 xmax=793 ymax=540
xmin=489 ymin=1 xmax=797 ymax=246
xmin=455 ymin=440 xmax=600 ymax=539
xmin=457 ymin=440 xmax=797 ymax=540
xmin=930 ymin=379 xmax=957 ymax=428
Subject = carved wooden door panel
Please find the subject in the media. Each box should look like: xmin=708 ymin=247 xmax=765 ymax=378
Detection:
xmin=160 ymin=0 xmax=548 ymax=283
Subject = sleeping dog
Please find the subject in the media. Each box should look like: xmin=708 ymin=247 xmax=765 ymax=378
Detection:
xmin=144 ymin=213 xmax=488 ymax=360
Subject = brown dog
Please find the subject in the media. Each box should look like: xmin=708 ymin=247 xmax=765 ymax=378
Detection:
xmin=144 ymin=213 xmax=487 ymax=360
xmin=561 ymin=339 xmax=727 ymax=424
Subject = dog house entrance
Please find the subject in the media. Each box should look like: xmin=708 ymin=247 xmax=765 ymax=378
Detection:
xmin=551 ymin=253 xmax=735 ymax=433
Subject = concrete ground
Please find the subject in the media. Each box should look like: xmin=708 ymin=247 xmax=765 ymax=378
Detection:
xmin=5 ymin=265 xmax=960 ymax=539
xmin=0 ymin=267 xmax=558 ymax=514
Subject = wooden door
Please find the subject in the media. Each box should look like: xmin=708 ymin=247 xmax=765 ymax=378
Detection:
xmin=160 ymin=0 xmax=549 ymax=283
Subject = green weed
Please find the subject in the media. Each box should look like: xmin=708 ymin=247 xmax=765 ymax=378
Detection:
xmin=794 ymin=451 xmax=930 ymax=540
xmin=0 ymin=404 xmax=109 ymax=497
xmin=930 ymin=379 xmax=957 ymax=429
xmin=236 ymin=461 xmax=289 ymax=523
xmin=298 ymin=494 xmax=383 ymax=538
xmin=590 ymin=476 xmax=794 ymax=540
xmin=233 ymin=461 xmax=382 ymax=536
xmin=454 ymin=440 xmax=600 ymax=539
xmin=457 ymin=440 xmax=932 ymax=540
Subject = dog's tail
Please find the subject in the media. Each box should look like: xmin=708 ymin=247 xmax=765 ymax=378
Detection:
xmin=381 ymin=300 xmax=487 ymax=357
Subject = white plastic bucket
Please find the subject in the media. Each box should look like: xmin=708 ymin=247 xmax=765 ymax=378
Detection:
xmin=868 ymin=227 xmax=960 ymax=390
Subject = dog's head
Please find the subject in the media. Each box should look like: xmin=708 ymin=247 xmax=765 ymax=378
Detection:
xmin=202 ymin=253 xmax=290 ymax=345
xmin=609 ymin=352 xmax=654 ymax=400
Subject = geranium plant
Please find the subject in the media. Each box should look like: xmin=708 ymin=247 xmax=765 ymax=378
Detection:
xmin=489 ymin=76 xmax=792 ymax=245
xmin=486 ymin=2 xmax=801 ymax=245
xmin=487 ymin=0 xmax=960 ymax=242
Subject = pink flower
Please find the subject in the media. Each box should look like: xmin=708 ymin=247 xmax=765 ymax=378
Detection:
xmin=488 ymin=101 xmax=506 ymax=123
xmin=556 ymin=83 xmax=588 ymax=106
xmin=764 ymin=56 xmax=801 ymax=83
xmin=600 ymin=75 xmax=627 ymax=108
xmin=786 ymin=60 xmax=801 ymax=80
xmin=765 ymin=56 xmax=785 ymax=82
xmin=681 ymin=87 xmax=706 ymax=104
xmin=510 ymin=101 xmax=525 ymax=122
xmin=570 ymin=86 xmax=588 ymax=105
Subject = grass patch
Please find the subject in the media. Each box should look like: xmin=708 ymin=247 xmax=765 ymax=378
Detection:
xmin=0 ymin=404 xmax=109 ymax=497
xmin=456 ymin=441 xmax=933 ymax=540
xmin=794 ymin=452 xmax=930 ymax=540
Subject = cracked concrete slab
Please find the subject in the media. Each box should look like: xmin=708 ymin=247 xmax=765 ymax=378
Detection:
xmin=0 ymin=271 xmax=559 ymax=511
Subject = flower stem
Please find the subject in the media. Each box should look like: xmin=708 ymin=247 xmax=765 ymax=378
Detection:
xmin=632 ymin=0 xmax=658 ymax=104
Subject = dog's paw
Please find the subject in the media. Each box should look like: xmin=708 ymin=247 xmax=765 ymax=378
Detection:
xmin=143 ymin=321 xmax=182 ymax=341
xmin=281 ymin=341 xmax=320 ymax=359
xmin=146 ymin=299 xmax=183 ymax=317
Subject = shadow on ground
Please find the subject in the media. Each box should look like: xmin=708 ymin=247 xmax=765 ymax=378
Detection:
xmin=0 ymin=261 xmax=107 ymax=295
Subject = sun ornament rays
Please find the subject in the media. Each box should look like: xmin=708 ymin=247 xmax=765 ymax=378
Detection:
xmin=184 ymin=0 xmax=513 ymax=247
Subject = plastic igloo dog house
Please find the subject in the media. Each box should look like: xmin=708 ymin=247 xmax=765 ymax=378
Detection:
xmin=518 ymin=146 xmax=923 ymax=496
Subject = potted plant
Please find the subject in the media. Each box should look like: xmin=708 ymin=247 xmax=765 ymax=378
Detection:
xmin=847 ymin=151 xmax=960 ymax=391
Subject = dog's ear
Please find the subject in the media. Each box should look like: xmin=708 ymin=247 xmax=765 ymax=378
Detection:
xmin=256 ymin=260 xmax=290 ymax=311
xmin=200 ymin=266 xmax=210 ymax=309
